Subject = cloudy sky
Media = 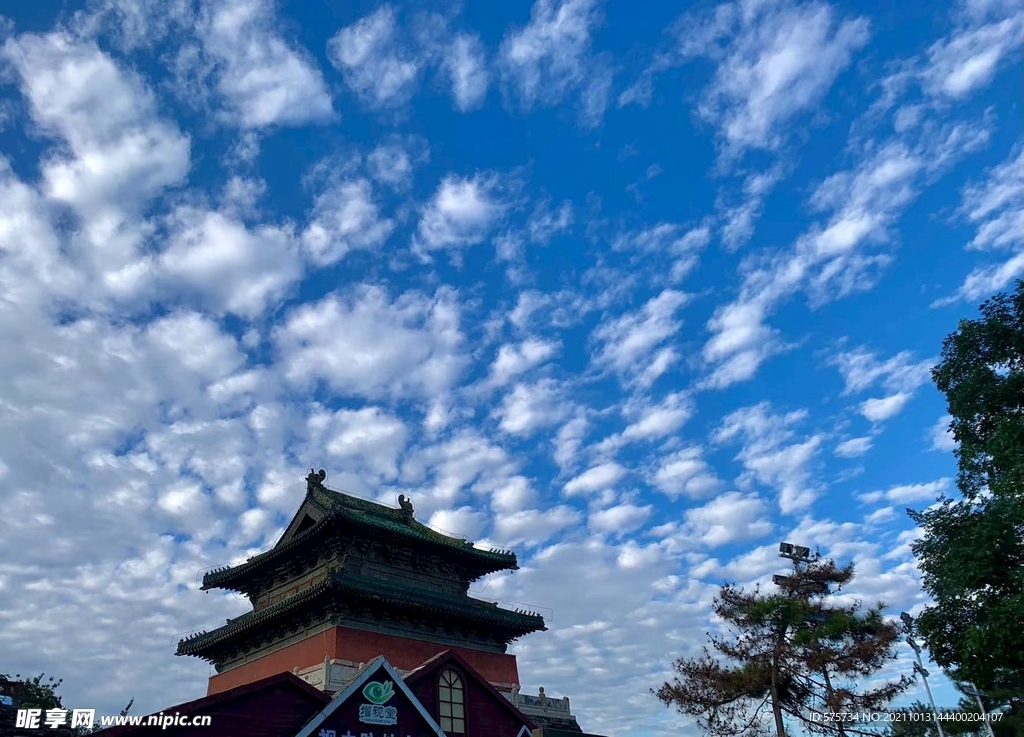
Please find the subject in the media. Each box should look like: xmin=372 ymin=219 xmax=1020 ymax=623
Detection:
xmin=0 ymin=0 xmax=1020 ymax=734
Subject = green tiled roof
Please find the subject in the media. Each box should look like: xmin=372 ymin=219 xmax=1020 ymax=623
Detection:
xmin=202 ymin=484 xmax=517 ymax=590
xmin=177 ymin=571 xmax=546 ymax=658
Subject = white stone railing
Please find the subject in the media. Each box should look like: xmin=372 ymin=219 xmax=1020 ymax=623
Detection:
xmin=505 ymin=687 xmax=572 ymax=715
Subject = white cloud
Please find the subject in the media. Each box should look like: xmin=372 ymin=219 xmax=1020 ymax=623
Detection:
xmin=830 ymin=346 xmax=934 ymax=423
xmin=592 ymin=290 xmax=690 ymax=382
xmin=860 ymin=393 xmax=912 ymax=423
xmin=2 ymin=32 xmax=190 ymax=210
xmin=684 ymin=492 xmax=773 ymax=546
xmin=702 ymin=141 xmax=938 ymax=387
xmin=494 ymin=379 xmax=572 ymax=436
xmin=275 ymin=285 xmax=466 ymax=400
xmin=715 ymin=402 xmax=822 ymax=513
xmin=621 ymin=392 xmax=693 ymax=442
xmin=859 ymin=478 xmax=952 ymax=505
xmin=366 ymin=136 xmax=427 ymax=191
xmin=612 ymin=223 xmax=711 ymax=282
xmin=414 ymin=173 xmax=507 ymax=257
xmin=490 ymin=476 xmax=538 ymax=514
xmin=678 ymin=0 xmax=870 ymax=158
xmin=700 ymin=298 xmax=785 ymax=389
xmin=399 ymin=431 xmax=518 ymax=511
xmin=934 ymin=146 xmax=1024 ymax=306
xmin=553 ymin=415 xmax=590 ymax=471
xmin=445 ymin=34 xmax=490 ymax=111
xmin=307 ymin=406 xmax=407 ymax=479
xmin=526 ymin=200 xmax=575 ymax=244
xmin=929 ymin=414 xmax=956 ymax=452
xmin=491 ymin=506 xmax=581 ymax=547
xmin=488 ymin=338 xmax=561 ymax=386
xmin=2 ymin=31 xmax=190 ymax=296
xmin=301 ymin=178 xmax=394 ymax=266
xmin=428 ymin=506 xmax=487 ymax=540
xmin=718 ymin=168 xmax=784 ymax=250
xmin=650 ymin=447 xmax=722 ymax=499
xmin=327 ymin=5 xmax=420 ymax=108
xmin=197 ymin=0 xmax=335 ymax=127
xmin=599 ymin=392 xmax=694 ymax=454
xmin=146 ymin=311 xmax=245 ymax=382
xmin=564 ymin=462 xmax=627 ymax=497
xmin=499 ymin=0 xmax=611 ymax=127
xmin=922 ymin=10 xmax=1023 ymax=99
xmin=835 ymin=436 xmax=873 ymax=458
xmin=589 ymin=503 xmax=653 ymax=535
xmin=831 ymin=346 xmax=934 ymax=396
xmin=159 ymin=207 xmax=303 ymax=318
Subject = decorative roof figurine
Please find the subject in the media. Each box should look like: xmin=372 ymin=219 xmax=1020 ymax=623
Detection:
xmin=398 ymin=494 xmax=414 ymax=520
xmin=306 ymin=468 xmax=327 ymax=494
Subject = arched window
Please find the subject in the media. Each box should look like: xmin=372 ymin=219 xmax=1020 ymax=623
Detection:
xmin=438 ymin=669 xmax=465 ymax=734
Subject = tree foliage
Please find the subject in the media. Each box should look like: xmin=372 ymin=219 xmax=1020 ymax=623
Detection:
xmin=0 ymin=673 xmax=77 ymax=736
xmin=654 ymin=555 xmax=911 ymax=736
xmin=0 ymin=673 xmax=130 ymax=736
xmin=908 ymin=280 xmax=1024 ymax=696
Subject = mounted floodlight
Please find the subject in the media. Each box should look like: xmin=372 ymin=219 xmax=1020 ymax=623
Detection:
xmin=773 ymin=574 xmax=792 ymax=587
xmin=779 ymin=541 xmax=811 ymax=561
xmin=914 ymin=662 xmax=930 ymax=678
xmin=900 ymin=611 xmax=914 ymax=627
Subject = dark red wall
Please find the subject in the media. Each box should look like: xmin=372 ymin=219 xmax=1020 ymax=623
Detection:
xmin=100 ymin=681 xmax=322 ymax=737
xmin=409 ymin=665 xmax=530 ymax=737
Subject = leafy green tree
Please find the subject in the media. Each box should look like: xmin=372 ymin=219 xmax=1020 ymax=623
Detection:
xmin=654 ymin=555 xmax=911 ymax=736
xmin=0 ymin=673 xmax=76 ymax=736
xmin=908 ymin=280 xmax=1024 ymax=697
xmin=0 ymin=673 xmax=130 ymax=736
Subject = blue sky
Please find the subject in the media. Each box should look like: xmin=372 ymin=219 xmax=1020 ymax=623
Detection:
xmin=0 ymin=0 xmax=1020 ymax=735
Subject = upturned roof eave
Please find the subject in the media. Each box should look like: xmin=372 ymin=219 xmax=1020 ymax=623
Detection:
xmin=177 ymin=573 xmax=545 ymax=657
xmin=201 ymin=507 xmax=518 ymax=592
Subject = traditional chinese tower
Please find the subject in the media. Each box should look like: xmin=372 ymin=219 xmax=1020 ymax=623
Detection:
xmin=177 ymin=470 xmax=546 ymax=697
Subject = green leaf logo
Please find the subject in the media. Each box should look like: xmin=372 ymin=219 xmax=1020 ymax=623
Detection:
xmin=362 ymin=680 xmax=395 ymax=705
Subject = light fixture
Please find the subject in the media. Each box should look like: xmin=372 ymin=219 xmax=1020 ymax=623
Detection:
xmin=779 ymin=542 xmax=811 ymax=561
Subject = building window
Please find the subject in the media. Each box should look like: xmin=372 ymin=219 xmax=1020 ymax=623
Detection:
xmin=438 ymin=669 xmax=465 ymax=734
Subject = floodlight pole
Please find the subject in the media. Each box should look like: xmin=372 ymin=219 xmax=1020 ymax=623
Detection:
xmin=967 ymin=683 xmax=996 ymax=737
xmin=900 ymin=614 xmax=945 ymax=737
xmin=777 ymin=542 xmax=844 ymax=736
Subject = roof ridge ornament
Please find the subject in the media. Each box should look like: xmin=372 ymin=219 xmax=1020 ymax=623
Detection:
xmin=306 ymin=468 xmax=327 ymax=494
xmin=397 ymin=494 xmax=414 ymax=520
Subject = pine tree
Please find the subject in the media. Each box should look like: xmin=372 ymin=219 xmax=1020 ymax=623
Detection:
xmin=654 ymin=554 xmax=911 ymax=736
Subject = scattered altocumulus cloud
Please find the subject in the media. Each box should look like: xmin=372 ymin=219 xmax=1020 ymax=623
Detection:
xmin=0 ymin=0 xmax=1007 ymax=734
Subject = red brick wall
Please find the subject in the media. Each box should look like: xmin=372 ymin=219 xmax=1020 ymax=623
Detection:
xmin=207 ymin=626 xmax=520 ymax=695
xmin=331 ymin=628 xmax=521 ymax=686
xmin=207 ymin=633 xmax=334 ymax=694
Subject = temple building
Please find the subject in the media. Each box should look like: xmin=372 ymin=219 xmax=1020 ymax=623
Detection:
xmin=168 ymin=469 xmax=607 ymax=736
